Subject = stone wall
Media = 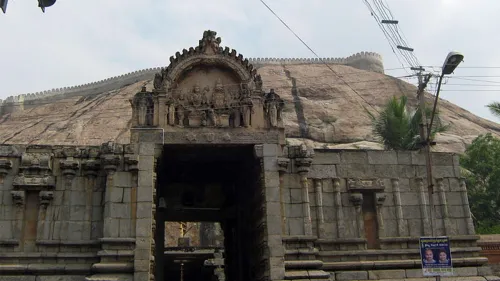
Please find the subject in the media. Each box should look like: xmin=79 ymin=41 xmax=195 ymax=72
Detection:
xmin=280 ymin=148 xmax=490 ymax=280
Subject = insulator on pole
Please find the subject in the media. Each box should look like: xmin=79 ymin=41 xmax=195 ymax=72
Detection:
xmin=397 ymin=45 xmax=414 ymax=52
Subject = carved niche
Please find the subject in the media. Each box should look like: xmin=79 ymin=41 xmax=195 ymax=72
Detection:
xmin=13 ymin=151 xmax=55 ymax=190
xmin=130 ymin=30 xmax=284 ymax=130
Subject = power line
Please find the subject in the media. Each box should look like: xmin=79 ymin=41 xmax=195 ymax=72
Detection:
xmin=258 ymin=0 xmax=381 ymax=113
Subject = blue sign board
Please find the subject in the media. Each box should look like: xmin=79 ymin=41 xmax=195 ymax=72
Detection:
xmin=419 ymin=236 xmax=453 ymax=276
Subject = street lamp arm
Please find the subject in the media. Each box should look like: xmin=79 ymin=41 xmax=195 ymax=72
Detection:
xmin=427 ymin=73 xmax=445 ymax=141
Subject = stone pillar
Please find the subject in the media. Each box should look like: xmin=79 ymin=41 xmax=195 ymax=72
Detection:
xmin=153 ymin=96 xmax=160 ymax=126
xmin=277 ymin=157 xmax=290 ymax=235
xmin=37 ymin=190 xmax=54 ymax=240
xmin=10 ymin=190 xmax=25 ymax=241
xmin=375 ymin=193 xmax=386 ymax=238
xmin=314 ymin=179 xmax=325 ymax=238
xmin=255 ymin=144 xmax=285 ymax=281
xmin=333 ymin=178 xmax=345 ymax=238
xmin=391 ymin=178 xmax=406 ymax=236
xmin=0 ymin=159 xmax=12 ymax=185
xmin=82 ymin=160 xmax=101 ymax=240
xmin=157 ymin=94 xmax=166 ymax=128
xmin=436 ymin=178 xmax=452 ymax=235
xmin=295 ymin=157 xmax=313 ymax=236
xmin=416 ymin=178 xmax=431 ymax=236
xmin=349 ymin=192 xmax=364 ymax=242
xmin=459 ymin=178 xmax=475 ymax=235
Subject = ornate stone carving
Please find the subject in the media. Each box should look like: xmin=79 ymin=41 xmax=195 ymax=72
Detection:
xmin=82 ymin=159 xmax=101 ymax=177
xmin=130 ymin=86 xmax=154 ymax=127
xmin=11 ymin=190 xmax=25 ymax=206
xmin=0 ymin=158 xmax=12 ymax=176
xmin=39 ymin=191 xmax=54 ymax=209
xmin=375 ymin=193 xmax=387 ymax=206
xmin=60 ymin=159 xmax=79 ymax=177
xmin=20 ymin=152 xmax=52 ymax=174
xmin=295 ymin=158 xmax=312 ymax=174
xmin=102 ymin=155 xmax=120 ymax=174
xmin=277 ymin=158 xmax=290 ymax=173
xmin=349 ymin=192 xmax=363 ymax=206
xmin=125 ymin=155 xmax=139 ymax=172
xmin=347 ymin=178 xmax=385 ymax=192
xmin=12 ymin=175 xmax=55 ymax=189
xmin=264 ymin=89 xmax=284 ymax=128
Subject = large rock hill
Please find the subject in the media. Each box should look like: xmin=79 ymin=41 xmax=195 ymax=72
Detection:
xmin=0 ymin=62 xmax=498 ymax=153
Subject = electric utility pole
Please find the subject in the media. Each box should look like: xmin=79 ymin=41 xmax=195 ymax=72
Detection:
xmin=416 ymin=71 xmax=435 ymax=237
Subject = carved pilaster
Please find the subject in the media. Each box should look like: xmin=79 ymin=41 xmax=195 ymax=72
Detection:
xmin=39 ymin=191 xmax=54 ymax=209
xmin=103 ymin=155 xmax=120 ymax=176
xmin=349 ymin=192 xmax=364 ymax=241
xmin=314 ymin=179 xmax=325 ymax=238
xmin=11 ymin=190 xmax=25 ymax=206
xmin=375 ymin=193 xmax=386 ymax=238
xmin=60 ymin=159 xmax=79 ymax=189
xmin=82 ymin=159 xmax=101 ymax=240
xmin=391 ymin=178 xmax=406 ymax=236
xmin=333 ymin=178 xmax=345 ymax=238
xmin=436 ymin=178 xmax=452 ymax=235
xmin=459 ymin=178 xmax=475 ymax=235
xmin=416 ymin=178 xmax=431 ymax=236
xmin=82 ymin=159 xmax=101 ymax=178
xmin=0 ymin=159 xmax=12 ymax=184
xmin=295 ymin=157 xmax=313 ymax=236
xmin=277 ymin=157 xmax=290 ymax=235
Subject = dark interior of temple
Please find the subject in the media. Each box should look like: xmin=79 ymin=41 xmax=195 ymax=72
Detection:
xmin=155 ymin=145 xmax=264 ymax=281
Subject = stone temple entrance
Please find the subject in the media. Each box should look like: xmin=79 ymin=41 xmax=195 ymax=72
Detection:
xmin=154 ymin=145 xmax=265 ymax=281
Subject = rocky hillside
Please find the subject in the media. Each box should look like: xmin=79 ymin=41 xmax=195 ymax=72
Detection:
xmin=0 ymin=63 xmax=498 ymax=153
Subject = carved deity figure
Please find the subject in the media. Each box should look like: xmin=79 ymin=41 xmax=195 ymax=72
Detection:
xmin=240 ymin=83 xmax=253 ymax=127
xmin=165 ymin=92 xmax=176 ymax=125
xmin=212 ymin=78 xmax=226 ymax=110
xmin=264 ymin=89 xmax=283 ymax=128
xmin=175 ymin=90 xmax=187 ymax=126
xmin=131 ymin=86 xmax=154 ymax=127
xmin=190 ymin=83 xmax=204 ymax=108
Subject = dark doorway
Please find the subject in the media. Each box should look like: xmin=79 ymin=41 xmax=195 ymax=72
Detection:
xmin=362 ymin=192 xmax=380 ymax=249
xmin=154 ymin=145 xmax=264 ymax=281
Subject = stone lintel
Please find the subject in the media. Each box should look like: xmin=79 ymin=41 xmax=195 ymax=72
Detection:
xmin=133 ymin=129 xmax=282 ymax=145
xmin=12 ymin=175 xmax=56 ymax=190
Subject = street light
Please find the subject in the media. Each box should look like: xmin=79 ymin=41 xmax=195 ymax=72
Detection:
xmin=427 ymin=52 xmax=464 ymax=139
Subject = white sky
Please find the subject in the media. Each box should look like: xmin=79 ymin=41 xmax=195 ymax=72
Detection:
xmin=0 ymin=0 xmax=499 ymax=122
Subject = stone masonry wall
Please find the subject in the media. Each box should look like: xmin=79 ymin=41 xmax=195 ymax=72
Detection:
xmin=280 ymin=148 xmax=491 ymax=280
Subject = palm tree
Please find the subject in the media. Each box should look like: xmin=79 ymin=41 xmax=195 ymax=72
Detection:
xmin=367 ymin=95 xmax=448 ymax=150
xmin=487 ymin=102 xmax=500 ymax=118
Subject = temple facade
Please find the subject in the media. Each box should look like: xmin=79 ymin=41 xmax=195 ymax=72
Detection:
xmin=0 ymin=31 xmax=494 ymax=281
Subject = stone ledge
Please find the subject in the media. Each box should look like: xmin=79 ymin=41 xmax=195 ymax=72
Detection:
xmin=316 ymin=238 xmax=367 ymax=244
xmin=91 ymin=263 xmax=134 ymax=274
xmin=322 ymin=257 xmax=488 ymax=271
xmin=0 ymin=253 xmax=97 ymax=259
xmin=285 ymin=260 xmax=324 ymax=269
xmin=99 ymin=238 xmax=135 ymax=244
xmin=284 ymin=270 xmax=330 ymax=280
xmin=0 ymin=264 xmax=91 ymax=274
xmin=283 ymin=235 xmax=318 ymax=242
xmin=0 ymin=239 xmax=19 ymax=246
xmin=97 ymin=250 xmax=134 ymax=258
xmin=36 ymin=240 xmax=100 ymax=246
xmin=318 ymin=247 xmax=482 ymax=257
xmin=379 ymin=235 xmax=480 ymax=243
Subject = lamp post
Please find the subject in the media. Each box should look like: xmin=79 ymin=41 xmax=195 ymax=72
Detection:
xmin=419 ymin=51 xmax=464 ymax=237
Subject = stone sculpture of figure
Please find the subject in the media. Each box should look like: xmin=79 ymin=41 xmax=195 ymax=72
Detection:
xmin=230 ymin=90 xmax=242 ymax=127
xmin=240 ymin=83 xmax=253 ymax=127
xmin=154 ymin=73 xmax=163 ymax=90
xmin=202 ymin=86 xmax=210 ymax=105
xmin=176 ymin=90 xmax=187 ymax=126
xmin=166 ymin=92 xmax=176 ymax=125
xmin=265 ymin=89 xmax=281 ymax=128
xmin=255 ymin=74 xmax=263 ymax=91
xmin=190 ymin=83 xmax=203 ymax=107
xmin=138 ymin=97 xmax=148 ymax=126
xmin=207 ymin=108 xmax=217 ymax=127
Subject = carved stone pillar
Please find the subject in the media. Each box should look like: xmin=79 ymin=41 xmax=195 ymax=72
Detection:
xmin=83 ymin=159 xmax=101 ymax=240
xmin=375 ymin=193 xmax=386 ymax=238
xmin=296 ymin=157 xmax=313 ymax=236
xmin=349 ymin=192 xmax=364 ymax=240
xmin=416 ymin=178 xmax=431 ymax=236
xmin=277 ymin=157 xmax=290 ymax=235
xmin=391 ymin=178 xmax=406 ymax=236
xmin=0 ymin=159 xmax=12 ymax=185
xmin=11 ymin=190 xmax=25 ymax=241
xmin=125 ymin=155 xmax=139 ymax=238
xmin=314 ymin=179 xmax=325 ymax=238
xmin=436 ymin=178 xmax=452 ymax=235
xmin=102 ymin=155 xmax=120 ymax=240
xmin=459 ymin=178 xmax=475 ymax=235
xmin=333 ymin=178 xmax=345 ymax=238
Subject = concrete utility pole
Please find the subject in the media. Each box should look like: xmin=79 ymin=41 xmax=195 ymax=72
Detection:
xmin=416 ymin=72 xmax=435 ymax=237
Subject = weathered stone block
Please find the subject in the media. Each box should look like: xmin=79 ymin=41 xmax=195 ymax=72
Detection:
xmin=367 ymin=151 xmax=398 ymax=165
xmin=340 ymin=151 xmax=368 ymax=164
xmin=114 ymin=172 xmax=132 ymax=188
xmin=368 ymin=269 xmax=405 ymax=279
xmin=70 ymin=191 xmax=87 ymax=206
xmin=138 ymin=155 xmax=154 ymax=171
xmin=290 ymin=189 xmax=302 ymax=203
xmin=372 ymin=164 xmax=400 ymax=178
xmin=136 ymin=218 xmax=152 ymax=238
xmin=136 ymin=187 xmax=153 ymax=203
xmin=447 ymin=192 xmax=464 ymax=205
xmin=289 ymin=203 xmax=303 ymax=218
xmin=109 ymin=203 xmax=131 ymax=219
xmin=478 ymin=266 xmax=493 ymax=276
xmin=135 ymin=259 xmax=151 ymax=272
xmin=335 ymin=271 xmax=368 ymax=280
xmin=309 ymin=165 xmax=337 ymax=179
xmin=0 ymin=277 xmax=36 ymax=281
xmin=432 ymin=153 xmax=454 ymax=166
xmin=402 ymin=206 xmax=422 ymax=219
xmin=263 ymin=157 xmax=278 ymax=172
xmin=262 ymin=143 xmax=279 ymax=157
xmin=336 ymin=164 xmax=373 ymax=178
xmin=139 ymin=142 xmax=155 ymax=156
xmin=138 ymin=171 xmax=153 ymax=188
xmin=120 ymin=219 xmax=132 ymax=237
xmin=103 ymin=217 xmax=119 ymax=237
xmin=36 ymin=276 xmax=86 ymax=281
xmin=449 ymin=206 xmax=466 ymax=218
xmin=264 ymin=171 xmax=279 ymax=187
xmin=408 ymin=219 xmax=423 ymax=236
xmin=313 ymin=152 xmax=341 ymax=165
xmin=136 ymin=202 xmax=153 ymax=219
xmin=67 ymin=221 xmax=84 ymax=240
xmin=455 ymin=266 xmax=479 ymax=276
xmin=399 ymin=192 xmax=421 ymax=206
xmin=411 ymin=151 xmax=426 ymax=165
xmin=265 ymin=186 xmax=280 ymax=203
xmin=433 ymin=166 xmax=455 ymax=178
xmin=398 ymin=165 xmax=416 ymax=178
xmin=397 ymin=151 xmax=412 ymax=165
xmin=288 ymin=218 xmax=304 ymax=235
xmin=405 ymin=268 xmax=423 ymax=278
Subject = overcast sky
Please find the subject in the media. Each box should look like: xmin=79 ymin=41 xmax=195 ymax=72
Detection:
xmin=0 ymin=0 xmax=498 ymax=122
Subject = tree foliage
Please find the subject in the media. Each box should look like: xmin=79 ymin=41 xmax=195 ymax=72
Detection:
xmin=367 ymin=95 xmax=448 ymax=150
xmin=460 ymin=133 xmax=500 ymax=233
xmin=487 ymin=102 xmax=500 ymax=119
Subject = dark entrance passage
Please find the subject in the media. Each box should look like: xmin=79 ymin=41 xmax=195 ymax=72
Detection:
xmin=154 ymin=145 xmax=264 ymax=281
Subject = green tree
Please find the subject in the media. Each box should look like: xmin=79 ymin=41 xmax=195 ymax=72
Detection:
xmin=367 ymin=95 xmax=448 ymax=150
xmin=460 ymin=133 xmax=500 ymax=233
xmin=487 ymin=102 xmax=500 ymax=118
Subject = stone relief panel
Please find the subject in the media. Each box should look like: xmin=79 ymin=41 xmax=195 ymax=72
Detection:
xmin=130 ymin=30 xmax=285 ymax=136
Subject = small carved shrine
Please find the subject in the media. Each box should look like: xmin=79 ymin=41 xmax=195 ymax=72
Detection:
xmin=130 ymin=30 xmax=284 ymax=131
